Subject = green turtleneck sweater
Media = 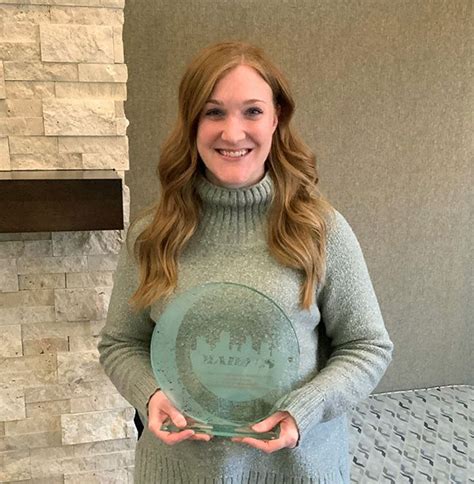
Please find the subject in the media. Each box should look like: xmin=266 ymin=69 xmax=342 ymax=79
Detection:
xmin=98 ymin=173 xmax=393 ymax=484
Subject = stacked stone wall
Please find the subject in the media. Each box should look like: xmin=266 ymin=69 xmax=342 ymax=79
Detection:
xmin=0 ymin=1 xmax=136 ymax=482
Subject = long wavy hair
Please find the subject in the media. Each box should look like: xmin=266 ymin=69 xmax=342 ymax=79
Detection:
xmin=127 ymin=41 xmax=335 ymax=311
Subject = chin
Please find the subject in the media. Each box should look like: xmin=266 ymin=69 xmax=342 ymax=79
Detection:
xmin=217 ymin=172 xmax=262 ymax=189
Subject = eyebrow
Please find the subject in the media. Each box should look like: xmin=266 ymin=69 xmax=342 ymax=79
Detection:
xmin=205 ymin=98 xmax=267 ymax=105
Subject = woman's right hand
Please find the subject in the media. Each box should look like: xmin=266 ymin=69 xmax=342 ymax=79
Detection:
xmin=147 ymin=390 xmax=212 ymax=444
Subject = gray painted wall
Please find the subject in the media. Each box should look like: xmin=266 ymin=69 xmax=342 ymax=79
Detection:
xmin=123 ymin=0 xmax=472 ymax=391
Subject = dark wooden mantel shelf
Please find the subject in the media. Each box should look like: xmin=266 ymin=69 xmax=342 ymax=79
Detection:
xmin=0 ymin=170 xmax=124 ymax=233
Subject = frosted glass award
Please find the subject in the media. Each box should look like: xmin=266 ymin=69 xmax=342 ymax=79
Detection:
xmin=150 ymin=282 xmax=299 ymax=440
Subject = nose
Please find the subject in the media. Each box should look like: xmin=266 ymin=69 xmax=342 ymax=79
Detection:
xmin=220 ymin=116 xmax=246 ymax=144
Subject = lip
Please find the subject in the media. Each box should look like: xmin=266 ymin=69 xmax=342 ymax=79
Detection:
xmin=215 ymin=148 xmax=253 ymax=160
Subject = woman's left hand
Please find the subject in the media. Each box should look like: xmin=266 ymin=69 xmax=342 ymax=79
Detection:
xmin=231 ymin=411 xmax=299 ymax=453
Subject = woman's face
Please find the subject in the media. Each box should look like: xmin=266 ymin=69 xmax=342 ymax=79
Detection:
xmin=196 ymin=64 xmax=278 ymax=189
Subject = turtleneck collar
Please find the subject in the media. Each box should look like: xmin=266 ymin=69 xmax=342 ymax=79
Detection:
xmin=193 ymin=172 xmax=274 ymax=245
xmin=195 ymin=171 xmax=273 ymax=209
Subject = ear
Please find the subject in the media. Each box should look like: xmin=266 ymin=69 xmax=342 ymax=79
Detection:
xmin=272 ymin=104 xmax=280 ymax=132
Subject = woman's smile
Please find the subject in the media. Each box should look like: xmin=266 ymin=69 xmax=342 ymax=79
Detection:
xmin=215 ymin=148 xmax=253 ymax=159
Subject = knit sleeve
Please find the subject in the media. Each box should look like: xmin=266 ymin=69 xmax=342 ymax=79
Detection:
xmin=276 ymin=210 xmax=394 ymax=441
xmin=97 ymin=217 xmax=159 ymax=424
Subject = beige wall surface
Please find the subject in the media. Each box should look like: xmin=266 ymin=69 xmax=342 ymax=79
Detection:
xmin=123 ymin=0 xmax=472 ymax=391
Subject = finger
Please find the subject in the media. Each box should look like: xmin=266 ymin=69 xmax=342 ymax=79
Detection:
xmin=155 ymin=428 xmax=195 ymax=445
xmin=189 ymin=433 xmax=213 ymax=441
xmin=148 ymin=410 xmax=168 ymax=435
xmin=279 ymin=418 xmax=299 ymax=448
xmin=252 ymin=411 xmax=287 ymax=433
xmin=233 ymin=436 xmax=284 ymax=454
xmin=164 ymin=406 xmax=188 ymax=429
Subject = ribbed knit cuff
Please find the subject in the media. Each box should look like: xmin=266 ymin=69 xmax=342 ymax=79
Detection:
xmin=131 ymin=372 xmax=160 ymax=424
xmin=275 ymin=385 xmax=325 ymax=442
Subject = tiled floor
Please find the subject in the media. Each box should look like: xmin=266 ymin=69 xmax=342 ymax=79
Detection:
xmin=348 ymin=385 xmax=473 ymax=483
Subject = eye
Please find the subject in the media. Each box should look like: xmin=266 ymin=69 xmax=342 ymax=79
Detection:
xmin=245 ymin=107 xmax=263 ymax=117
xmin=204 ymin=108 xmax=224 ymax=117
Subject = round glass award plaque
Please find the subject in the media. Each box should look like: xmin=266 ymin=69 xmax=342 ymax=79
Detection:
xmin=150 ymin=282 xmax=300 ymax=439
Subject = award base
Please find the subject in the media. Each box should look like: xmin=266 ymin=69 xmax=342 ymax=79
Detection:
xmin=162 ymin=419 xmax=280 ymax=440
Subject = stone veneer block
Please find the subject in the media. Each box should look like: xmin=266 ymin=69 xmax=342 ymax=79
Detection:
xmin=5 ymin=98 xmax=43 ymax=117
xmin=43 ymin=98 xmax=116 ymax=136
xmin=57 ymin=350 xmax=108 ymax=385
xmin=19 ymin=273 xmax=66 ymax=290
xmin=0 ymin=22 xmax=38 ymax=42
xmin=71 ymin=437 xmax=135 ymax=456
xmin=86 ymin=253 xmax=119 ymax=271
xmin=22 ymin=321 xmax=95 ymax=341
xmin=0 ymin=136 xmax=11 ymax=170
xmin=10 ymin=152 xmax=82 ymax=170
xmin=29 ymin=448 xmax=134 ymax=479
xmin=116 ymin=116 xmax=129 ymax=135
xmin=64 ymin=468 xmax=129 ymax=484
xmin=69 ymin=392 xmax=130 ymax=413
xmin=3 ymin=61 xmax=78 ymax=81
xmin=0 ymin=354 xmax=57 ymax=387
xmin=0 ymin=240 xmax=24 ymax=258
xmin=0 ymin=239 xmax=53 ymax=259
xmin=0 ymin=116 xmax=44 ymax=135
xmin=0 ymin=4 xmax=52 ymax=23
xmin=1 ymin=324 xmax=22 ymax=357
xmin=55 ymin=81 xmax=126 ymax=99
xmin=55 ymin=287 xmax=111 ymax=321
xmin=5 ymin=80 xmax=55 ymax=98
xmin=2 ymin=431 xmax=63 ymax=452
xmin=24 ymin=380 xmax=116 ymax=404
xmin=0 ymin=288 xmax=55 ymax=307
xmin=115 ymin=99 xmax=124 ymax=117
xmin=23 ymin=336 xmax=69 ymax=356
xmin=61 ymin=408 xmax=132 ymax=445
xmin=28 ymin=445 xmax=74 ymax=479
xmin=5 ymin=415 xmax=61 ymax=436
xmin=68 ymin=334 xmax=99 ymax=352
xmin=52 ymin=230 xmax=122 ymax=256
xmin=17 ymin=255 xmax=87 ymax=274
xmin=0 ymin=306 xmax=56 ymax=326
xmin=113 ymin=25 xmax=124 ymax=63
xmin=82 ymin=151 xmax=128 ymax=170
xmin=50 ymin=6 xmax=124 ymax=25
xmin=78 ymin=63 xmax=127 ymax=82
xmin=0 ymin=61 xmax=5 ymax=99
xmin=40 ymin=24 xmax=114 ymax=63
xmin=58 ymin=135 xmax=128 ymax=154
xmin=0 ymin=41 xmax=41 ymax=61
xmin=0 ymin=387 xmax=25 ymax=422
xmin=23 ymin=239 xmax=53 ymax=257
xmin=12 ymin=0 xmax=126 ymax=6
xmin=0 ymin=449 xmax=31 ymax=482
xmin=9 ymin=135 xmax=58 ymax=155
xmin=0 ymin=258 xmax=18 ymax=291
xmin=66 ymin=271 xmax=114 ymax=288
xmin=0 ymin=232 xmax=51 ymax=242
xmin=26 ymin=399 xmax=71 ymax=417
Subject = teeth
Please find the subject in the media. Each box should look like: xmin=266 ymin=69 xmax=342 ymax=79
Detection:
xmin=218 ymin=149 xmax=249 ymax=157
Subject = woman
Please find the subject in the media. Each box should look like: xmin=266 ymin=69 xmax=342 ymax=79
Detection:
xmin=98 ymin=41 xmax=393 ymax=483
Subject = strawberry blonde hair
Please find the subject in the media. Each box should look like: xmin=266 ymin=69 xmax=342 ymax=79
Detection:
xmin=127 ymin=41 xmax=335 ymax=311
